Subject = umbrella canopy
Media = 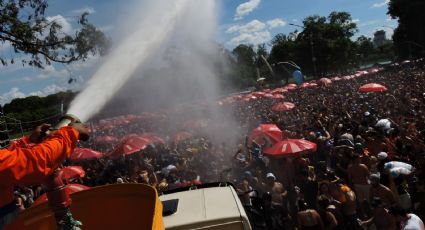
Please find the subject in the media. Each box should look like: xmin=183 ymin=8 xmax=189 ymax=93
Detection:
xmin=33 ymin=184 xmax=90 ymax=205
xmin=252 ymin=91 xmax=266 ymax=97
xmin=272 ymin=94 xmax=285 ymax=100
xmin=359 ymin=83 xmax=387 ymax=93
xmin=69 ymin=148 xmax=103 ymax=162
xmin=138 ymin=133 xmax=165 ymax=145
xmin=241 ymin=94 xmax=258 ymax=102
xmin=59 ymin=166 xmax=86 ymax=181
xmin=264 ymin=93 xmax=275 ymax=99
xmin=319 ymin=78 xmax=332 ymax=85
xmin=107 ymin=134 xmax=153 ymax=157
xmin=300 ymin=82 xmax=318 ymax=88
xmin=263 ymin=139 xmax=317 ymax=157
xmin=182 ymin=120 xmax=208 ymax=130
xmin=271 ymin=88 xmax=288 ymax=94
xmin=250 ymin=124 xmax=283 ymax=143
xmin=94 ymin=135 xmax=118 ymax=144
xmin=300 ymin=83 xmax=310 ymax=88
xmin=272 ymin=102 xmax=295 ymax=112
xmin=173 ymin=131 xmax=193 ymax=144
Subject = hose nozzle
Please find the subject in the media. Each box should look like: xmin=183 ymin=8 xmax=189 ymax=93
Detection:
xmin=54 ymin=114 xmax=81 ymax=130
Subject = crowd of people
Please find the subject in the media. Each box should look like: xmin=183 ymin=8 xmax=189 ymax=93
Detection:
xmin=11 ymin=59 xmax=425 ymax=230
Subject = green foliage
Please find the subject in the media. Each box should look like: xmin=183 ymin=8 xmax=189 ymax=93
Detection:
xmin=268 ymin=11 xmax=359 ymax=78
xmin=2 ymin=91 xmax=76 ymax=132
xmin=356 ymin=36 xmax=374 ymax=58
xmin=0 ymin=0 xmax=110 ymax=68
xmin=388 ymin=0 xmax=425 ymax=59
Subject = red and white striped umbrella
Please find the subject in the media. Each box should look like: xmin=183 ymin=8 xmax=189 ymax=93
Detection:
xmin=250 ymin=124 xmax=283 ymax=143
xmin=319 ymin=78 xmax=332 ymax=85
xmin=359 ymin=83 xmax=387 ymax=93
xmin=59 ymin=166 xmax=86 ymax=181
xmin=107 ymin=134 xmax=154 ymax=158
xmin=272 ymin=94 xmax=285 ymax=100
xmin=263 ymin=139 xmax=317 ymax=157
xmin=94 ymin=135 xmax=118 ymax=144
xmin=264 ymin=93 xmax=275 ymax=99
xmin=69 ymin=148 xmax=103 ymax=162
xmin=173 ymin=131 xmax=193 ymax=144
xmin=252 ymin=91 xmax=266 ymax=97
xmin=271 ymin=102 xmax=295 ymax=112
xmin=33 ymin=184 xmax=90 ymax=205
xmin=271 ymin=88 xmax=288 ymax=94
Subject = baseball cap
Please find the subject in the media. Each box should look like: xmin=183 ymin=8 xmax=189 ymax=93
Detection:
xmin=266 ymin=173 xmax=276 ymax=179
xmin=377 ymin=152 xmax=388 ymax=160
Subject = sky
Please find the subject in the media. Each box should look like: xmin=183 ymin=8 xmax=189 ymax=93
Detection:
xmin=0 ymin=0 xmax=397 ymax=105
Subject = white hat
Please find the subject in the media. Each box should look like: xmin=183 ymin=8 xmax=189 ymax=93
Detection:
xmin=257 ymin=77 xmax=266 ymax=82
xmin=116 ymin=178 xmax=124 ymax=183
xmin=377 ymin=152 xmax=388 ymax=160
xmin=266 ymin=173 xmax=276 ymax=179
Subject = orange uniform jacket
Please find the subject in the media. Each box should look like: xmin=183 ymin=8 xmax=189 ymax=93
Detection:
xmin=0 ymin=126 xmax=79 ymax=208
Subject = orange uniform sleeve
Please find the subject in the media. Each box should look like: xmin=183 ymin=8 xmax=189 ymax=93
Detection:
xmin=0 ymin=126 xmax=79 ymax=186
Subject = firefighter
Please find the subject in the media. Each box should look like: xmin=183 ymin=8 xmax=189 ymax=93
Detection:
xmin=0 ymin=122 xmax=89 ymax=229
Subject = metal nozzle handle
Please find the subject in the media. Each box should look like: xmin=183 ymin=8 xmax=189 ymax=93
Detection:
xmin=54 ymin=114 xmax=81 ymax=130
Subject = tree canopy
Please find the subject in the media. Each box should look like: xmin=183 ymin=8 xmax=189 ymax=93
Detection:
xmin=388 ymin=0 xmax=425 ymax=59
xmin=0 ymin=0 xmax=110 ymax=68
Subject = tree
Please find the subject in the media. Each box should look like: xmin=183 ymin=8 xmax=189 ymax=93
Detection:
xmin=388 ymin=0 xmax=425 ymax=59
xmin=269 ymin=33 xmax=298 ymax=83
xmin=356 ymin=35 xmax=374 ymax=57
xmin=298 ymin=12 xmax=358 ymax=76
xmin=232 ymin=44 xmax=256 ymax=65
xmin=231 ymin=44 xmax=257 ymax=87
xmin=3 ymin=91 xmax=76 ymax=133
xmin=0 ymin=0 xmax=110 ymax=68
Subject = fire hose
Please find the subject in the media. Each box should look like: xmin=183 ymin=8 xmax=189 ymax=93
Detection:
xmin=45 ymin=114 xmax=83 ymax=230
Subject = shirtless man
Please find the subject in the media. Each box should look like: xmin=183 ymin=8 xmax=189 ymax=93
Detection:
xmin=361 ymin=197 xmax=397 ymax=230
xmin=264 ymin=173 xmax=287 ymax=206
xmin=347 ymin=155 xmax=370 ymax=203
xmin=297 ymin=200 xmax=324 ymax=230
xmin=264 ymin=173 xmax=288 ymax=229
xmin=369 ymin=174 xmax=396 ymax=208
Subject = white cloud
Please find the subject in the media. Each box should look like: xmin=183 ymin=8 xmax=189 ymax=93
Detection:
xmin=45 ymin=15 xmax=73 ymax=35
xmin=40 ymin=84 xmax=67 ymax=95
xmin=36 ymin=65 xmax=69 ymax=79
xmin=71 ymin=7 xmax=96 ymax=15
xmin=234 ymin=0 xmax=261 ymax=20
xmin=266 ymin=18 xmax=287 ymax=29
xmin=99 ymin=24 xmax=114 ymax=32
xmin=28 ymin=85 xmax=67 ymax=97
xmin=0 ymin=88 xmax=26 ymax=105
xmin=352 ymin=19 xmax=360 ymax=23
xmin=226 ymin=20 xmax=266 ymax=34
xmin=230 ymin=31 xmax=271 ymax=46
xmin=358 ymin=20 xmax=380 ymax=27
xmin=226 ymin=19 xmax=279 ymax=46
xmin=0 ymin=84 xmax=69 ymax=105
xmin=371 ymin=0 xmax=389 ymax=8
